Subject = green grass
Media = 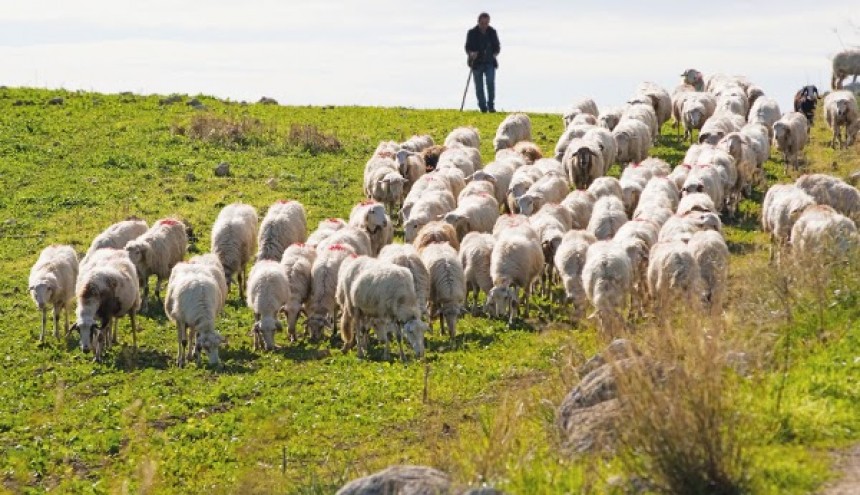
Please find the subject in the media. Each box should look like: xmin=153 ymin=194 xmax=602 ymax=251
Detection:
xmin=0 ymin=87 xmax=858 ymax=494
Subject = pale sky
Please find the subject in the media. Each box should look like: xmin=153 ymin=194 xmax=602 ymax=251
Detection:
xmin=1 ymin=1 xmax=858 ymax=114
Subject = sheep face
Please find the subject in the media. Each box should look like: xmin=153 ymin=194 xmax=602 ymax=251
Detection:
xmin=379 ymin=173 xmax=406 ymax=202
xmin=125 ymin=242 xmax=150 ymax=282
xmin=28 ymin=282 xmax=53 ymax=309
xmin=404 ymin=219 xmax=426 ymax=243
xmin=306 ymin=314 xmax=331 ymax=342
xmin=195 ymin=331 xmax=222 ymax=365
xmin=486 ymin=285 xmax=518 ymax=320
xmin=72 ymin=317 xmax=99 ymax=354
xmin=493 ymin=137 xmax=511 ymax=151
xmin=517 ymin=194 xmax=538 ymax=216
xmin=773 ymin=122 xmax=789 ymax=144
xmin=599 ymin=114 xmax=619 ymax=131
xmin=402 ymin=318 xmax=429 ymax=358
xmin=254 ymin=317 xmax=282 ymax=351
xmin=364 ymin=203 xmax=389 ymax=233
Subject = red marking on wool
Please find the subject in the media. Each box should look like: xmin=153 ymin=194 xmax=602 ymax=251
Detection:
xmin=328 ymin=244 xmax=348 ymax=251
xmin=680 ymin=164 xmax=692 ymax=169
xmin=293 ymin=242 xmax=306 ymax=247
xmin=326 ymin=217 xmax=342 ymax=222
xmin=377 ymin=151 xmax=395 ymax=158
xmin=277 ymin=199 xmax=294 ymax=204
xmin=159 ymin=219 xmax=179 ymax=226
xmin=360 ymin=200 xmax=377 ymax=206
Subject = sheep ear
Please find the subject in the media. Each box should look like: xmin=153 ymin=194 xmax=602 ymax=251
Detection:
xmin=465 ymin=173 xmax=474 ymax=183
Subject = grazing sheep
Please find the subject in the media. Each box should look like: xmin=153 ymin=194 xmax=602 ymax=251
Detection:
xmin=831 ymin=48 xmax=860 ymax=90
xmin=748 ymin=97 xmax=781 ymax=138
xmin=444 ymin=126 xmax=480 ymax=148
xmin=677 ymin=192 xmax=717 ymax=215
xmin=317 ymin=226 xmax=372 ymax=257
xmin=458 ymin=179 xmax=496 ymax=202
xmin=668 ymin=164 xmax=692 ymax=192
xmin=563 ymin=98 xmax=600 ymax=127
xmin=306 ymin=217 xmax=347 ymax=249
xmin=210 ymin=203 xmax=258 ymax=299
xmin=420 ymin=243 xmax=466 ymax=339
xmin=378 ymin=243 xmax=431 ymax=318
xmin=349 ymin=201 xmax=393 ymax=256
xmin=507 ymin=166 xmax=545 ymax=213
xmin=530 ymin=204 xmax=573 ymax=295
xmin=438 ymin=146 xmax=477 ymax=177
xmin=773 ymin=112 xmax=809 ymax=173
xmin=647 ymin=240 xmax=701 ymax=318
xmin=394 ymin=149 xmax=426 ymax=196
xmin=487 ymin=232 xmax=544 ymax=324
xmin=364 ymin=155 xmax=406 ymax=214
xmin=494 ymin=148 xmax=528 ymax=168
xmin=659 ymin=211 xmax=723 ymax=243
xmin=125 ymin=218 xmax=188 ymax=311
xmin=246 ymin=260 xmax=291 ymax=351
xmin=637 ymin=176 xmax=680 ymax=214
xmin=400 ymin=134 xmax=435 ymax=153
xmin=493 ymin=113 xmax=532 ymax=151
xmin=517 ymin=174 xmax=569 ymax=216
xmin=598 ymin=106 xmax=626 ymax=132
xmin=687 ymin=230 xmax=729 ymax=317
xmin=681 ymin=165 xmax=724 ymax=215
xmin=29 ymin=245 xmax=78 ymax=342
xmin=459 ymin=232 xmax=495 ymax=314
xmin=824 ymin=90 xmax=860 ymax=148
xmin=554 ymin=123 xmax=598 ymax=160
xmin=741 ymin=123 xmax=771 ymax=169
xmin=717 ymin=132 xmax=757 ymax=199
xmin=613 ymin=119 xmax=651 ymax=164
xmin=680 ymin=93 xmax=717 ymax=143
xmin=561 ymin=190 xmax=597 ymax=229
xmin=587 ymin=196 xmax=628 ymax=240
xmin=571 ymin=113 xmax=598 ymax=126
xmin=444 ymin=193 xmax=500 ymax=240
xmin=562 ymin=136 xmax=606 ymax=190
xmin=413 ymin=220 xmax=460 ymax=252
xmin=257 ymin=200 xmax=308 ymax=261
xmin=791 ymin=205 xmax=858 ymax=259
xmin=698 ymin=113 xmax=741 ymax=145
xmin=795 ymin=174 xmax=860 ymax=224
xmin=82 ymin=218 xmax=148 ymax=266
xmin=582 ymin=240 xmax=632 ymax=336
xmin=469 ymin=160 xmax=516 ymax=210
xmin=74 ymin=249 xmax=140 ymax=362
xmin=165 ymin=261 xmax=224 ymax=367
xmin=180 ymin=253 xmax=229 ymax=310
xmin=631 ymin=81 xmax=672 ymax=128
xmin=621 ymin=103 xmax=659 ymax=141
xmin=401 ymin=174 xmax=452 ymax=222
xmin=307 ymin=243 xmax=356 ymax=341
xmin=280 ymin=243 xmax=316 ymax=342
xmin=339 ymin=257 xmax=429 ymax=360
xmin=554 ymin=230 xmax=597 ymax=320
xmin=403 ymin=192 xmax=457 ymax=243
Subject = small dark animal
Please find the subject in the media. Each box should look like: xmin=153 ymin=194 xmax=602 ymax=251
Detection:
xmin=793 ymin=85 xmax=820 ymax=128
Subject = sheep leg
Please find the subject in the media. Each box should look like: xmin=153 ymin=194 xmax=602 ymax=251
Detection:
xmin=141 ymin=282 xmax=150 ymax=312
xmin=438 ymin=313 xmax=444 ymax=336
xmin=129 ymin=312 xmax=138 ymax=351
xmin=524 ymin=286 xmax=532 ymax=319
xmin=39 ymin=307 xmax=47 ymax=343
xmin=154 ymin=278 xmax=164 ymax=302
xmin=62 ymin=304 xmax=70 ymax=340
xmin=177 ymin=321 xmax=187 ymax=367
xmin=397 ymin=328 xmax=406 ymax=362
xmin=238 ymin=268 xmax=245 ymax=300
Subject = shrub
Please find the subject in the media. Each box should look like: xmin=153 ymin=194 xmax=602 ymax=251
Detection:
xmin=173 ymin=114 xmax=268 ymax=148
xmin=286 ymin=124 xmax=342 ymax=155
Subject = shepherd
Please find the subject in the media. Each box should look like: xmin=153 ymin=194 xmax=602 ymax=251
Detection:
xmin=465 ymin=12 xmax=500 ymax=113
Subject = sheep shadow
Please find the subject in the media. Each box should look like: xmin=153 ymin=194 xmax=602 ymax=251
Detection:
xmin=277 ymin=342 xmax=336 ymax=362
xmin=112 ymin=346 xmax=171 ymax=371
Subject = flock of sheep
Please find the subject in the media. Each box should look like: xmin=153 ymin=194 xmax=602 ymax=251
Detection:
xmin=26 ymin=68 xmax=860 ymax=366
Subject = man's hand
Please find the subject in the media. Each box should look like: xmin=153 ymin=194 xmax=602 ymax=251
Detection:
xmin=468 ymin=51 xmax=478 ymax=61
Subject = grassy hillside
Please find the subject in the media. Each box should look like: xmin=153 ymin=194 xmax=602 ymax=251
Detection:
xmin=0 ymin=87 xmax=857 ymax=494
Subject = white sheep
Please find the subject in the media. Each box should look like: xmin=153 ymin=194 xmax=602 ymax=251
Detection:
xmin=29 ymin=244 xmax=78 ymax=342
xmin=492 ymin=213 xmax=539 ymax=241
xmin=513 ymin=141 xmax=543 ymax=164
xmin=403 ymin=192 xmax=457 ymax=243
xmin=413 ymin=220 xmax=460 ymax=252
xmin=74 ymin=249 xmax=140 ymax=362
xmin=434 ymin=167 xmax=467 ymax=199
xmin=554 ymin=123 xmax=597 ymax=160
xmin=400 ymin=134 xmax=435 ymax=153
xmin=687 ymin=230 xmax=729 ymax=317
xmin=348 ymin=201 xmax=393 ymax=256
xmin=401 ymin=174 xmax=452 ymax=222
xmin=340 ymin=257 xmax=429 ymax=360
xmin=740 ymin=123 xmax=771 ymax=170
xmin=773 ymin=112 xmax=809 ymax=173
xmin=378 ymin=243 xmax=431 ymax=318
xmin=613 ymin=119 xmax=651 ymax=164
xmin=795 ymin=174 xmax=860 ymax=224
xmin=458 ymin=178 xmax=496 ymax=202
xmin=698 ymin=113 xmax=742 ymax=145
xmin=494 ymin=148 xmax=528 ymax=168
xmin=506 ymin=166 xmax=545 ymax=213
xmin=246 ymin=260 xmax=291 ymax=351
xmin=468 ymin=160 xmax=516 ymax=210
xmin=667 ymin=164 xmax=692 ymax=192
xmin=517 ymin=174 xmax=569 ymax=216
xmin=587 ymin=196 xmax=628 ymax=240
xmin=493 ymin=112 xmax=532 ymax=151
xmin=581 ymin=240 xmax=632 ymax=336
xmin=172 ymin=253 xmax=229 ymax=310
xmin=257 ymin=200 xmax=308 ymax=261
xmin=306 ymin=243 xmax=356 ymax=341
xmin=748 ymin=96 xmax=781 ymax=138
xmin=562 ymin=136 xmax=606 ymax=190
xmin=443 ymin=193 xmax=499 ymax=240
xmin=530 ymin=204 xmax=573 ymax=295
xmin=317 ymin=226 xmax=372 ymax=257
xmin=444 ymin=126 xmax=480 ymax=148
xmin=165 ymin=263 xmax=224 ymax=367
xmin=82 ymin=218 xmax=148 ymax=266
xmin=717 ymin=132 xmax=757 ymax=198
xmin=394 ymin=149 xmax=426 ymax=197
xmin=438 ymin=146 xmax=477 ymax=177
xmin=554 ymin=230 xmax=597 ymax=320
xmin=636 ymin=176 xmax=680 ymax=215
xmin=587 ymin=176 xmax=623 ymax=202
xmin=561 ymin=190 xmax=597 ymax=229
xmin=280 ymin=243 xmax=317 ymax=342
xmin=631 ymin=81 xmax=672 ymax=129
xmin=621 ymin=103 xmax=659 ymax=141
xmin=305 ymin=217 xmax=347 ymax=249
xmin=824 ymin=90 xmax=860 ymax=148
xmin=659 ymin=211 xmax=723 ymax=243
xmin=210 ymin=203 xmax=258 ymax=299
xmin=487 ymin=232 xmax=544 ymax=324
xmin=677 ymin=192 xmax=717 ymax=215
xmin=420 ymin=242 xmax=466 ymax=339
xmin=563 ymin=98 xmax=600 ymax=128
xmin=458 ymin=232 xmax=495 ymax=315
xmin=831 ymin=48 xmax=860 ymax=90
xmin=125 ymin=218 xmax=188 ymax=311
xmin=364 ymin=155 xmax=406 ymax=214
xmin=790 ymin=204 xmax=858 ymax=260
xmin=647 ymin=240 xmax=701 ymax=318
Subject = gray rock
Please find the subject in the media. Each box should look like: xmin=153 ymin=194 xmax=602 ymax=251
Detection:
xmin=187 ymin=98 xmax=205 ymax=110
xmin=336 ymin=465 xmax=451 ymax=495
xmin=258 ymin=96 xmax=278 ymax=105
xmin=160 ymin=94 xmax=184 ymax=105
xmin=48 ymin=96 xmax=64 ymax=105
xmin=214 ymin=162 xmax=230 ymax=177
xmin=461 ymin=488 xmax=506 ymax=495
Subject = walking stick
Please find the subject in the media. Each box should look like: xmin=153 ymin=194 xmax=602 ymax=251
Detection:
xmin=459 ymin=67 xmax=473 ymax=112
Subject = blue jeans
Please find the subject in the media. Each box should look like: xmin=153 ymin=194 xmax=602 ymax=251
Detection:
xmin=472 ymin=63 xmax=495 ymax=112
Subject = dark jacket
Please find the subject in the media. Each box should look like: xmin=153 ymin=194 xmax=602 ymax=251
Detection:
xmin=465 ymin=26 xmax=500 ymax=68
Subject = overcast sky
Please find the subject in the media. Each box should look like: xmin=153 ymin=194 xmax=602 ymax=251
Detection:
xmin=1 ymin=1 xmax=858 ymax=114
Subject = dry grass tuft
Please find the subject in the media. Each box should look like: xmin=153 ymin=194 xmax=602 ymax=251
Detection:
xmin=173 ymin=114 xmax=268 ymax=147
xmin=286 ymin=123 xmax=342 ymax=155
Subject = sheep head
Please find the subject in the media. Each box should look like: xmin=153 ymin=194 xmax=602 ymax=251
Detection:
xmin=195 ymin=331 xmax=223 ymax=366
xmin=486 ymin=283 xmax=518 ymax=319
xmin=125 ymin=241 xmax=151 ymax=281
xmin=254 ymin=317 xmax=282 ymax=351
xmin=517 ymin=194 xmax=539 ymax=216
xmin=72 ymin=316 xmax=99 ymax=354
xmin=402 ymin=318 xmax=429 ymax=358
xmin=29 ymin=280 xmax=54 ymax=309
xmin=363 ymin=203 xmax=389 ymax=234
xmin=305 ymin=314 xmax=332 ymax=342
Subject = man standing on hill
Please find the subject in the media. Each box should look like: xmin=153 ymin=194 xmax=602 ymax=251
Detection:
xmin=465 ymin=12 xmax=500 ymax=113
